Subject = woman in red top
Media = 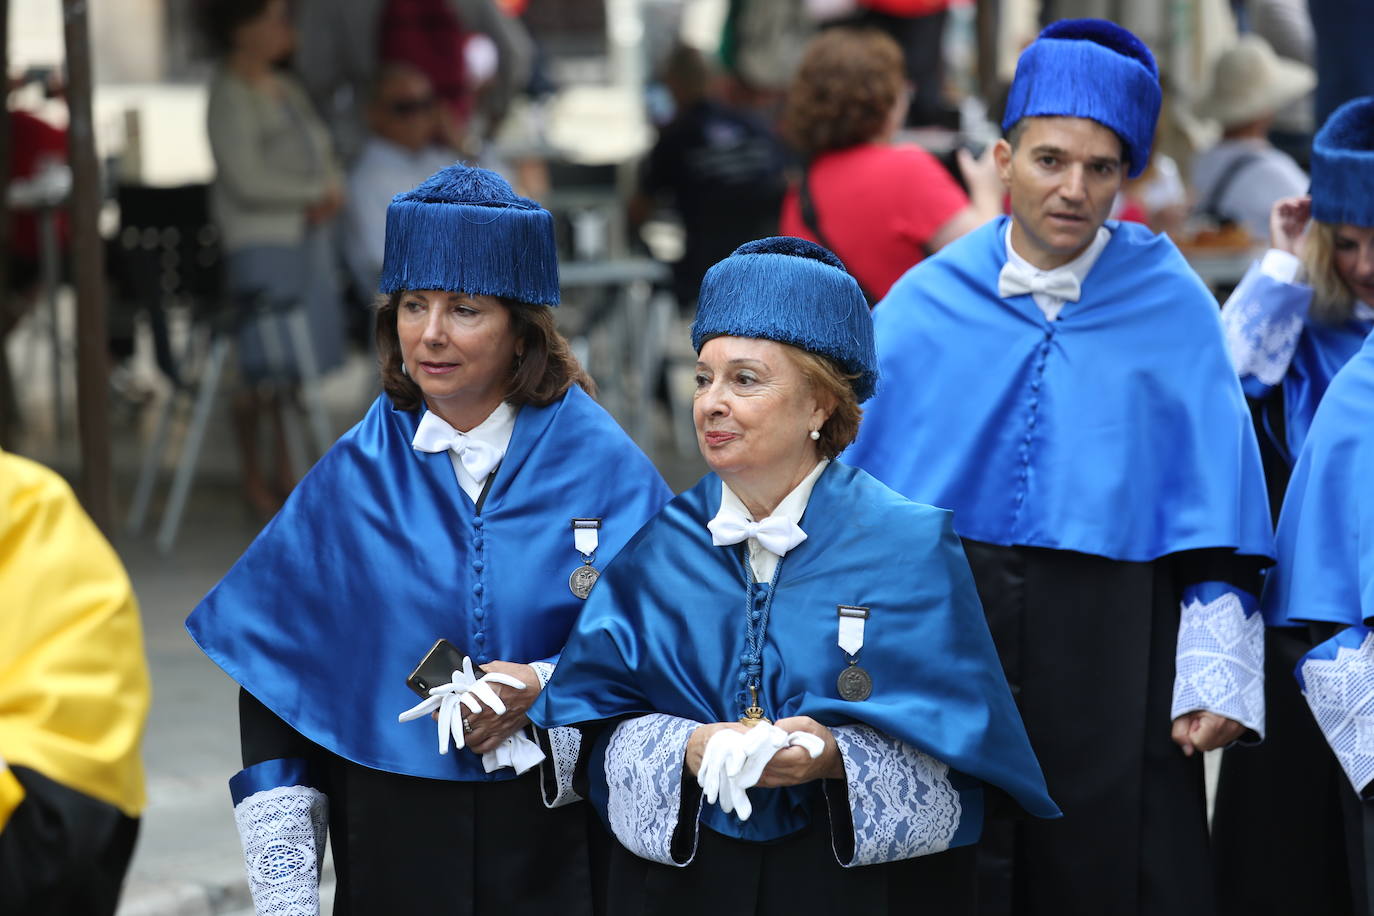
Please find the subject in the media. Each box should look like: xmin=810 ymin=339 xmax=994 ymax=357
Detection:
xmin=779 ymin=28 xmax=1000 ymax=302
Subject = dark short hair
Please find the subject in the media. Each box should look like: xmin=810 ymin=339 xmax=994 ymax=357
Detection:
xmin=197 ymin=0 xmax=274 ymax=56
xmin=785 ymin=347 xmax=863 ymax=459
xmin=783 ymin=28 xmax=905 ymax=159
xmin=375 ymin=292 xmax=595 ymax=413
xmin=1004 ymin=116 xmax=1128 ymax=170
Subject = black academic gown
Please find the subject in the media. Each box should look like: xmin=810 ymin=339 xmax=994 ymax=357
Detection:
xmin=0 ymin=767 xmax=139 ymax=916
xmin=961 ymin=542 xmax=1262 ymax=916
xmin=1209 ymin=390 xmax=1357 ymax=915
xmin=239 ymin=691 xmax=603 ymax=915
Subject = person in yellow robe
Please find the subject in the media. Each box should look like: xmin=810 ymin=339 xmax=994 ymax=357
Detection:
xmin=0 ymin=449 xmax=151 ymax=915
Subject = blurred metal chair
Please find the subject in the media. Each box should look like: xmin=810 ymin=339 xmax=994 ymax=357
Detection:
xmin=116 ymin=184 xmax=331 ymax=552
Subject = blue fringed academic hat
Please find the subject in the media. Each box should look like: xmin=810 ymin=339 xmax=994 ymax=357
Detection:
xmin=692 ymin=237 xmax=877 ymax=401
xmin=1311 ymin=97 xmax=1374 ymax=227
xmin=379 ymin=163 xmax=560 ymax=305
xmin=1002 ymin=19 xmax=1161 ymax=178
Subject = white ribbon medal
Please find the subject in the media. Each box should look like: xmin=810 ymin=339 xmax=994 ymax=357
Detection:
xmin=836 ymin=605 xmax=873 ymax=701
xmin=569 ymin=518 xmax=602 ymax=599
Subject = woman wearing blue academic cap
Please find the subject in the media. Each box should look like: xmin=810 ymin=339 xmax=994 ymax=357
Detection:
xmin=529 ymin=237 xmax=1057 ymax=916
xmin=1213 ymin=96 xmax=1374 ymax=915
xmin=186 ymin=163 xmax=671 ymax=915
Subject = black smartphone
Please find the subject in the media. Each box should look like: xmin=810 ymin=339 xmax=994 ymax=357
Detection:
xmin=406 ymin=638 xmax=481 ymax=698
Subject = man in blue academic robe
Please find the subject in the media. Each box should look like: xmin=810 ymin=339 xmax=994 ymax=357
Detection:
xmin=844 ymin=19 xmax=1274 ymax=916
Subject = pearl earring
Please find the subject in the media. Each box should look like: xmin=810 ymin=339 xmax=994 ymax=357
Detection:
xmin=402 ymin=361 xmax=410 ymax=378
xmin=809 ymin=429 xmax=820 ymax=441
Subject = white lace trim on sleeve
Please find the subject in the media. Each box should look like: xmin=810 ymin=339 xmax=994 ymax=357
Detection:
xmin=538 ymin=725 xmax=583 ymax=808
xmin=1171 ymin=591 xmax=1266 ymax=736
xmin=1301 ymin=632 xmax=1374 ymax=795
xmin=1220 ymin=264 xmax=1311 ymax=386
xmin=827 ymin=725 xmax=962 ymax=867
xmin=529 ymin=661 xmax=556 ymax=690
xmin=604 ymin=713 xmax=701 ymax=866
xmin=233 ymin=784 xmax=328 ymax=916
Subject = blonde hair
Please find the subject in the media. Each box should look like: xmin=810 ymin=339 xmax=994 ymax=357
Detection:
xmin=1302 ymin=221 xmax=1359 ymax=324
xmin=785 ymin=347 xmax=863 ymax=459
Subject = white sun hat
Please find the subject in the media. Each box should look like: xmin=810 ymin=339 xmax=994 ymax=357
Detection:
xmin=1197 ymin=34 xmax=1315 ymax=129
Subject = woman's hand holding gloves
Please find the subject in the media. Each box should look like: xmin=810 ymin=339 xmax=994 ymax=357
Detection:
xmin=687 ymin=717 xmax=839 ymax=821
xmin=398 ymin=658 xmax=546 ymax=773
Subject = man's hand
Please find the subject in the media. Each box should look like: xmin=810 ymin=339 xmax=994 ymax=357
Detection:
xmin=1171 ymin=710 xmax=1246 ymax=756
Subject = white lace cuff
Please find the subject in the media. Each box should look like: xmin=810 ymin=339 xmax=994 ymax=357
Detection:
xmin=1171 ymin=589 xmax=1266 ymax=738
xmin=604 ymin=713 xmax=702 ymax=866
xmin=1300 ymin=630 xmax=1374 ymax=795
xmin=826 ymin=725 xmax=964 ymax=867
xmin=233 ymin=784 xmax=329 ymax=916
xmin=529 ymin=661 xmax=556 ymax=689
xmin=1220 ymin=261 xmax=1312 ymax=387
xmin=537 ymin=726 xmax=583 ymax=808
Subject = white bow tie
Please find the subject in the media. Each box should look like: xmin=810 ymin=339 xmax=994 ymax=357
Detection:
xmin=998 ymin=261 xmax=1082 ymax=303
xmin=412 ymin=412 xmax=504 ymax=480
xmin=708 ymin=509 xmax=808 ymax=557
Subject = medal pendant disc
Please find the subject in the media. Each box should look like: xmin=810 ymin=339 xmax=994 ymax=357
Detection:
xmin=837 ymin=665 xmax=873 ymax=702
xmin=569 ymin=564 xmax=600 ymax=599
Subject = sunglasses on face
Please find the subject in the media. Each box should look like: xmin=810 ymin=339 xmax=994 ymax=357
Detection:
xmin=386 ymin=95 xmax=437 ymax=117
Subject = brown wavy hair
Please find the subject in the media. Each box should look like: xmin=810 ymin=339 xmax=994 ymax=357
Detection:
xmin=782 ymin=28 xmax=906 ymax=159
xmin=375 ymin=291 xmax=594 ymax=414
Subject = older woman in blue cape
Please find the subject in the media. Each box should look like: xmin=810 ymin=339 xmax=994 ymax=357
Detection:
xmin=185 ymin=164 xmax=671 ymax=915
xmin=530 ymin=238 xmax=1056 ymax=916
xmin=1212 ymin=97 xmax=1374 ymax=915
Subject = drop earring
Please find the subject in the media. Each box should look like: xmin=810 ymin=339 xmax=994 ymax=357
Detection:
xmin=402 ymin=361 xmax=411 ymax=378
xmin=809 ymin=429 xmax=820 ymax=441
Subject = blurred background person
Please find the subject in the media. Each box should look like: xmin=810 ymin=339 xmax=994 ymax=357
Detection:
xmin=815 ymin=0 xmax=957 ymax=128
xmin=294 ymin=0 xmax=532 ymax=163
xmin=0 ymin=449 xmax=151 ymax=916
xmin=1192 ymin=34 xmax=1314 ymax=243
xmin=779 ymin=27 xmax=1000 ymax=304
xmin=201 ymin=0 xmax=346 ymax=520
xmin=630 ymin=43 xmax=789 ymax=311
xmin=1211 ymin=96 xmax=1374 ymax=916
xmin=343 ymin=63 xmax=460 ymax=308
xmin=1245 ymin=0 xmax=1317 ymax=162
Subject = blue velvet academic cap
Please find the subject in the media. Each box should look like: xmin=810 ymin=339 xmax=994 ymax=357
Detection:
xmin=692 ymin=237 xmax=877 ymax=401
xmin=379 ymin=162 xmax=560 ymax=304
xmin=1311 ymin=97 xmax=1374 ymax=227
xmin=1002 ymin=18 xmax=1161 ymax=178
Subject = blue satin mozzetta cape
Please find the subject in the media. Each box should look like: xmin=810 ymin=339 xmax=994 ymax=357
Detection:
xmin=845 ymin=217 xmax=1273 ymax=564
xmin=1263 ymin=332 xmax=1374 ymax=628
xmin=530 ymin=462 xmax=1058 ymax=842
xmin=186 ymin=387 xmax=671 ymax=782
xmin=1279 ymin=317 xmax=1373 ymax=462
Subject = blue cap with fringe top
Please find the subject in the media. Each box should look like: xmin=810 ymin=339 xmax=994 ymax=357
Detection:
xmin=379 ymin=162 xmax=560 ymax=304
xmin=692 ymin=237 xmax=877 ymax=402
xmin=1311 ymin=97 xmax=1374 ymax=227
xmin=1002 ymin=18 xmax=1161 ymax=178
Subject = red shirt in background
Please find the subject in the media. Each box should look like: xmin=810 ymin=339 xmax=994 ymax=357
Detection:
xmin=780 ymin=142 xmax=968 ymax=302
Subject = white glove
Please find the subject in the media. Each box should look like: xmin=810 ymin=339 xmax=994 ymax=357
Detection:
xmin=696 ymin=725 xmax=827 ymax=821
xmin=398 ymin=657 xmax=528 ymax=755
